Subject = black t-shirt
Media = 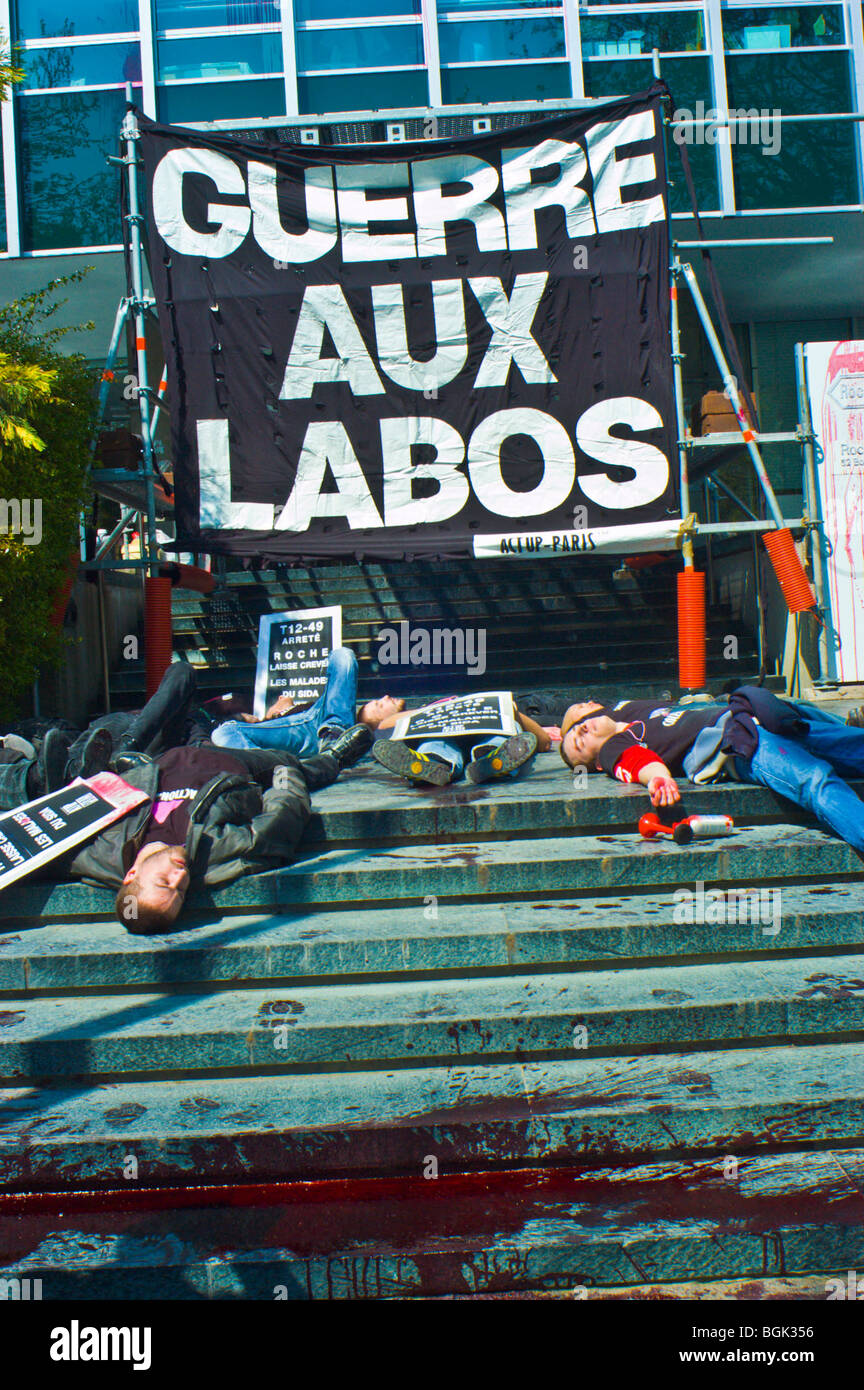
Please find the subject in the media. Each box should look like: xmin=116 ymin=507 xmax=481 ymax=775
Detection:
xmin=139 ymin=745 xmax=248 ymax=848
xmin=595 ymin=699 xmax=727 ymax=778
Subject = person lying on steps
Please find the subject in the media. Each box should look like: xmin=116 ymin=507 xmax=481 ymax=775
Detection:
xmin=371 ymin=696 xmax=550 ymax=787
xmin=559 ymin=685 xmax=864 ymax=852
xmin=64 ymin=726 xmax=371 ymax=934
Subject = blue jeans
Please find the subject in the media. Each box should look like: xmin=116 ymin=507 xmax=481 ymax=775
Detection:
xmin=211 ymin=648 xmax=358 ymax=756
xmin=416 ymin=736 xmax=507 ymax=782
xmin=734 ymin=722 xmax=864 ymax=852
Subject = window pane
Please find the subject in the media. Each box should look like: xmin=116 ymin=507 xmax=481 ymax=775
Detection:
xmin=157 ymin=76 xmax=286 ymax=121
xmin=298 ymin=67 xmax=428 ymax=111
xmin=441 ymin=61 xmax=571 ymax=103
xmin=17 ymin=88 xmax=126 ymax=248
xmin=723 ymin=6 xmax=845 ymax=50
xmin=154 ymin=0 xmax=280 ymax=30
xmin=295 ymin=0 xmax=420 ymax=17
xmin=21 ymin=42 xmax=141 ymax=88
xmin=583 ymin=54 xmax=710 ymax=110
xmin=439 ymin=16 xmax=565 ymax=64
xmin=296 ymin=22 xmax=423 ymax=70
xmin=665 ymin=131 xmax=720 ymax=211
xmin=732 ymin=120 xmax=857 ymax=207
xmin=439 ymin=0 xmax=555 ymax=11
xmin=726 ymin=50 xmax=852 ymax=114
xmin=13 ymin=0 xmax=138 ymax=38
xmin=580 ymin=13 xmax=705 ymax=57
xmin=157 ymin=32 xmax=282 ymax=80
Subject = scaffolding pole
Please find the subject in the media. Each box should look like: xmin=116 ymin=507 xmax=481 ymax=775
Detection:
xmin=121 ymin=87 xmax=160 ymax=575
xmin=675 ymin=258 xmax=787 ymax=529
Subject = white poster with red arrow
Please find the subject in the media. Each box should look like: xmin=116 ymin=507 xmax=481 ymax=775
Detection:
xmin=804 ymin=340 xmax=864 ymax=682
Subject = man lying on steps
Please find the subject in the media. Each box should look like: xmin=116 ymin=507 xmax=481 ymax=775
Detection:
xmin=210 ymin=646 xmax=404 ymax=756
xmin=559 ymin=686 xmax=864 ymax=852
xmin=64 ymin=728 xmax=371 ymax=934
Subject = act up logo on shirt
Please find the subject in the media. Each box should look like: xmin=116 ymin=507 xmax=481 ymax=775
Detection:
xmin=139 ymin=87 xmax=678 ymax=561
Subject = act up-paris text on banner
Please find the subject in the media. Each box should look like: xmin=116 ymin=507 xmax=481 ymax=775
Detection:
xmin=139 ymin=87 xmax=679 ymax=561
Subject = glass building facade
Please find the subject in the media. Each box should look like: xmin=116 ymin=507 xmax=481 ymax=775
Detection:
xmin=1 ymin=1 xmax=862 ymax=513
xmin=0 ymin=0 xmax=862 ymax=253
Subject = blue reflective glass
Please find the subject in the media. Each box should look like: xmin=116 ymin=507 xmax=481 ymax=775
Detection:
xmin=298 ymin=67 xmax=428 ymax=112
xmin=17 ymin=88 xmax=127 ymax=248
xmin=21 ymin=42 xmax=142 ymax=89
xmin=158 ymin=32 xmax=282 ymax=80
xmin=726 ymin=50 xmax=853 ymax=114
xmin=13 ymin=0 xmax=138 ymax=38
xmin=439 ymin=0 xmax=554 ymax=10
xmin=580 ymin=13 xmax=704 ymax=57
xmin=154 ymin=0 xmax=280 ymax=29
xmin=441 ymin=61 xmax=571 ymax=103
xmin=295 ymin=0 xmax=419 ymax=17
xmin=733 ymin=120 xmax=857 ymax=207
xmin=723 ymin=6 xmax=844 ymax=50
xmin=583 ymin=53 xmax=710 ymax=109
xmin=439 ymin=16 xmax=565 ymax=63
xmin=296 ymin=22 xmax=424 ymax=70
xmin=157 ymin=76 xmax=286 ymax=122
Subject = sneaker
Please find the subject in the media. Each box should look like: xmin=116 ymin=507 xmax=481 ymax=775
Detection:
xmin=325 ymin=723 xmax=373 ymax=770
xmin=372 ymin=739 xmax=454 ymax=786
xmin=846 ymin=706 xmax=864 ymax=728
xmin=466 ymin=731 xmax=538 ymax=784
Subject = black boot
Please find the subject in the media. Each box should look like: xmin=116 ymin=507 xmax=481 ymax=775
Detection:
xmin=68 ymin=727 xmax=113 ymax=781
xmin=40 ymin=728 xmax=73 ymax=793
xmin=323 ymin=723 xmax=373 ymax=770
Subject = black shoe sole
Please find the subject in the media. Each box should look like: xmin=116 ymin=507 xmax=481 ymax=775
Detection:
xmin=372 ymin=740 xmax=454 ymax=785
xmin=466 ymin=732 xmax=538 ymax=784
xmin=78 ymin=728 xmax=114 ymax=780
xmin=41 ymin=728 xmax=72 ymax=794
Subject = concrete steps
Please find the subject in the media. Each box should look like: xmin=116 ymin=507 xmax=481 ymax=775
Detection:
xmin=2 ymin=1151 xmax=863 ymax=1298
xmin=109 ymin=555 xmax=764 ymax=706
xmin=10 ymin=552 xmax=862 ymax=1298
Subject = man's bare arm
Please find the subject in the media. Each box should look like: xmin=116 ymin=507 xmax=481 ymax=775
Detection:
xmin=514 ymin=707 xmax=551 ymax=752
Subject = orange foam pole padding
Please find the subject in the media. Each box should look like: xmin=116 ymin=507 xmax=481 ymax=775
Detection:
xmin=144 ymin=575 xmax=174 ymax=698
xmin=762 ymin=527 xmax=816 ymax=614
xmin=677 ymin=568 xmax=706 ymax=690
xmin=160 ymin=562 xmax=216 ymax=595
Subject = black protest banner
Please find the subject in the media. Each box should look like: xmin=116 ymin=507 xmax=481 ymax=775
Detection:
xmin=139 ymin=86 xmax=677 ymax=561
xmin=390 ymin=692 xmax=518 ymax=743
xmin=0 ymin=774 xmax=149 ymax=890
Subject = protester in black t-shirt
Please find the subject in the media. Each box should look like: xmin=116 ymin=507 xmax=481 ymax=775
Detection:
xmin=67 ymin=732 xmax=371 ymax=934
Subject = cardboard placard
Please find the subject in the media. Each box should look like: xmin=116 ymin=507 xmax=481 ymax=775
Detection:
xmin=390 ymin=692 xmax=518 ymax=744
xmin=0 ymin=773 xmax=149 ymax=891
xmin=253 ymin=606 xmax=342 ymax=718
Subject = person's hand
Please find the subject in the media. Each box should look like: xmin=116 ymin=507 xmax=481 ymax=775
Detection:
xmin=648 ymin=774 xmax=680 ymax=808
xmin=264 ymin=693 xmax=295 ymax=719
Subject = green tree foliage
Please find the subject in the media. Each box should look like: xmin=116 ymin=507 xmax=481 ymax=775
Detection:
xmin=0 ymin=276 xmax=96 ymax=717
